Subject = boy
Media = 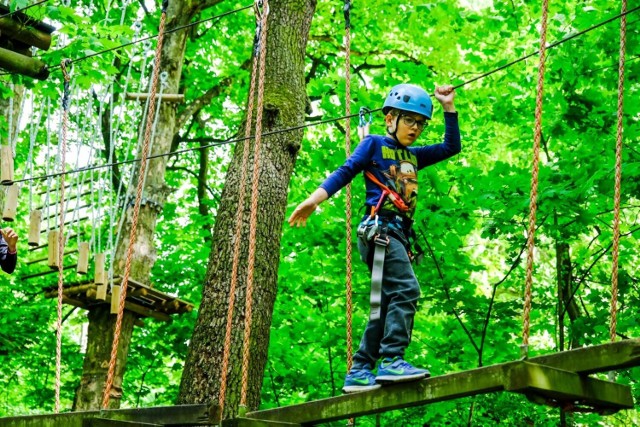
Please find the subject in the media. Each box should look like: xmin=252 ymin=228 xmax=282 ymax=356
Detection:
xmin=0 ymin=227 xmax=18 ymax=274
xmin=288 ymin=83 xmax=460 ymax=392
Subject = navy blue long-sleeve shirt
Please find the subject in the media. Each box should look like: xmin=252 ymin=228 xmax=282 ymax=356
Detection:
xmin=320 ymin=112 xmax=461 ymax=219
xmin=0 ymin=234 xmax=17 ymax=274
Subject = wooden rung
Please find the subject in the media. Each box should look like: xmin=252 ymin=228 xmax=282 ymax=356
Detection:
xmin=44 ymin=283 xmax=95 ymax=298
xmin=2 ymin=183 xmax=18 ymax=221
xmin=125 ymin=93 xmax=185 ymax=103
xmin=96 ymin=283 xmax=107 ymax=301
xmin=47 ymin=230 xmax=60 ymax=269
xmin=94 ymin=253 xmax=106 ymax=285
xmin=77 ymin=242 xmax=90 ymax=275
xmin=28 ymin=210 xmax=42 ymax=246
xmin=1 ymin=145 xmax=13 ymax=185
xmin=110 ymin=285 xmax=121 ymax=314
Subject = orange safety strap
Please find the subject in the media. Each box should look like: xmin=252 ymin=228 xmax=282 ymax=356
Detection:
xmin=364 ymin=171 xmax=409 ymax=213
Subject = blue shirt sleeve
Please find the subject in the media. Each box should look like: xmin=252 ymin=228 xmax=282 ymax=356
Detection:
xmin=413 ymin=112 xmax=461 ymax=169
xmin=0 ymin=235 xmax=16 ymax=274
xmin=320 ymin=136 xmax=375 ymax=198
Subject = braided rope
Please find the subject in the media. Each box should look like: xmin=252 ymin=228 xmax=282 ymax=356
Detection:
xmin=101 ymin=7 xmax=168 ymax=409
xmin=54 ymin=59 xmax=72 ymax=413
xmin=218 ymin=1 xmax=263 ymax=417
xmin=240 ymin=0 xmax=269 ymax=408
xmin=343 ymin=0 xmax=353 ymax=376
xmin=522 ymin=0 xmax=549 ymax=357
xmin=610 ymin=0 xmax=627 ymax=343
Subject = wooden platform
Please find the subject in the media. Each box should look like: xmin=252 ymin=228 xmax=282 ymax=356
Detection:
xmin=43 ymin=276 xmax=193 ymax=321
xmin=240 ymin=340 xmax=640 ymax=425
xmin=0 ymin=403 xmax=215 ymax=427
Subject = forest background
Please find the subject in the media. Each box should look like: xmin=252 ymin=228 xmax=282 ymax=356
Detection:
xmin=0 ymin=0 xmax=639 ymax=425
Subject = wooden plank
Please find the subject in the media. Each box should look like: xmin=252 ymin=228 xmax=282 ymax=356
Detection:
xmin=222 ymin=418 xmax=301 ymax=427
xmin=0 ymin=404 xmax=214 ymax=426
xmin=125 ymin=93 xmax=185 ymax=103
xmin=88 ymin=419 xmax=161 ymax=427
xmin=528 ymin=339 xmax=640 ymax=375
xmin=247 ymin=356 xmax=639 ymax=425
xmin=247 ymin=362 xmax=513 ymax=424
xmin=505 ymin=362 xmax=634 ymax=412
xmin=100 ymin=403 xmax=215 ymax=425
xmin=0 ymin=411 xmax=100 ymax=427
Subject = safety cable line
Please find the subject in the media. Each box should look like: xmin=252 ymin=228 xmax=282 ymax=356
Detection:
xmin=101 ymin=3 xmax=168 ymax=409
xmin=521 ymin=0 xmax=550 ymax=359
xmin=343 ymin=0 xmax=354 ymax=378
xmin=452 ymin=4 xmax=640 ymax=91
xmin=40 ymin=5 xmax=253 ymax=72
xmin=8 ymin=6 xmax=639 ymax=187
xmin=54 ymin=58 xmax=72 ymax=414
xmin=240 ymin=0 xmax=269 ymax=410
xmin=219 ymin=0 xmax=264 ymax=417
xmin=610 ymin=0 xmax=627 ymax=344
xmin=0 ymin=0 xmax=49 ymax=19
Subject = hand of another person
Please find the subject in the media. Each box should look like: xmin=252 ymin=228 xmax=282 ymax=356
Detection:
xmin=1 ymin=228 xmax=18 ymax=252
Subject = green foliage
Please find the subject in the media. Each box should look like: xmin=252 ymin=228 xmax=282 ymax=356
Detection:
xmin=1 ymin=0 xmax=639 ymax=425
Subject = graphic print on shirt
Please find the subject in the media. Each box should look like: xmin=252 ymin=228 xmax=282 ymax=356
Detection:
xmin=380 ymin=146 xmax=418 ymax=217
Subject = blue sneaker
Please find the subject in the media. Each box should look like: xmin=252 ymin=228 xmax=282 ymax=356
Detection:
xmin=342 ymin=368 xmax=381 ymax=393
xmin=375 ymin=357 xmax=430 ymax=383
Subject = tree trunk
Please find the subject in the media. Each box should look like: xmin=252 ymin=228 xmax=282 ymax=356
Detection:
xmin=178 ymin=0 xmax=316 ymax=419
xmin=73 ymin=0 xmax=219 ymax=410
xmin=556 ymin=241 xmax=581 ymax=351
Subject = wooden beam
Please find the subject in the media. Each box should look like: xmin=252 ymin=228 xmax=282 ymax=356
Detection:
xmin=0 ymin=16 xmax=52 ymax=50
xmin=222 ymin=418 xmax=302 ymax=427
xmin=246 ymin=360 xmax=636 ymax=425
xmin=125 ymin=92 xmax=185 ymax=103
xmin=528 ymin=339 xmax=640 ymax=375
xmin=88 ymin=419 xmax=161 ymax=427
xmin=0 ymin=404 xmax=215 ymax=427
xmin=505 ymin=362 xmax=634 ymax=412
xmin=0 ymin=46 xmax=48 ymax=80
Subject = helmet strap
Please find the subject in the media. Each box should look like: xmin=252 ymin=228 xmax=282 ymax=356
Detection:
xmin=386 ymin=115 xmax=400 ymax=142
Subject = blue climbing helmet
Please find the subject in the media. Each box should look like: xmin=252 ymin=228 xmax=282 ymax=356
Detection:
xmin=382 ymin=84 xmax=433 ymax=120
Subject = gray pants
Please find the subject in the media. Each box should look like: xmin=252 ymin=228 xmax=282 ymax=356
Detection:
xmin=352 ymin=235 xmax=421 ymax=370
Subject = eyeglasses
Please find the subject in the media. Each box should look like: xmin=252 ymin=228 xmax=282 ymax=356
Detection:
xmin=400 ymin=115 xmax=427 ymax=131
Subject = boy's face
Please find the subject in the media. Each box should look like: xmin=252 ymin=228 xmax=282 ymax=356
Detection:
xmin=385 ymin=111 xmax=428 ymax=147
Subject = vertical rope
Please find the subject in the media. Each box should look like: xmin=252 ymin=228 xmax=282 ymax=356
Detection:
xmin=55 ymin=58 xmax=72 ymax=414
xmin=240 ymin=0 xmax=269 ymax=409
xmin=522 ymin=0 xmax=549 ymax=358
xmin=218 ymin=0 xmax=264 ymax=417
xmin=343 ymin=0 xmax=354 ymax=377
xmin=101 ymin=4 xmax=168 ymax=408
xmin=610 ymin=0 xmax=627 ymax=343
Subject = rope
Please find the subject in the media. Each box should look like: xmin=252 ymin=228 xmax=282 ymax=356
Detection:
xmin=10 ymin=5 xmax=639 ymax=189
xmin=0 ymin=0 xmax=49 ymax=19
xmin=343 ymin=0 xmax=354 ymax=377
xmin=610 ymin=0 xmax=627 ymax=344
xmin=101 ymin=4 xmax=168 ymax=408
xmin=240 ymin=0 xmax=269 ymax=410
xmin=54 ymin=58 xmax=72 ymax=413
xmin=218 ymin=0 xmax=264 ymax=416
xmin=521 ymin=0 xmax=549 ymax=358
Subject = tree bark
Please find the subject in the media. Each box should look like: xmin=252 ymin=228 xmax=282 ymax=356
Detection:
xmin=73 ymin=0 xmax=223 ymax=410
xmin=178 ymin=0 xmax=316 ymax=419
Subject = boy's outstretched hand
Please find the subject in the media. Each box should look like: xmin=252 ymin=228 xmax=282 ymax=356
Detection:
xmin=434 ymin=85 xmax=456 ymax=113
xmin=288 ymin=188 xmax=329 ymax=228
xmin=1 ymin=228 xmax=18 ymax=252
